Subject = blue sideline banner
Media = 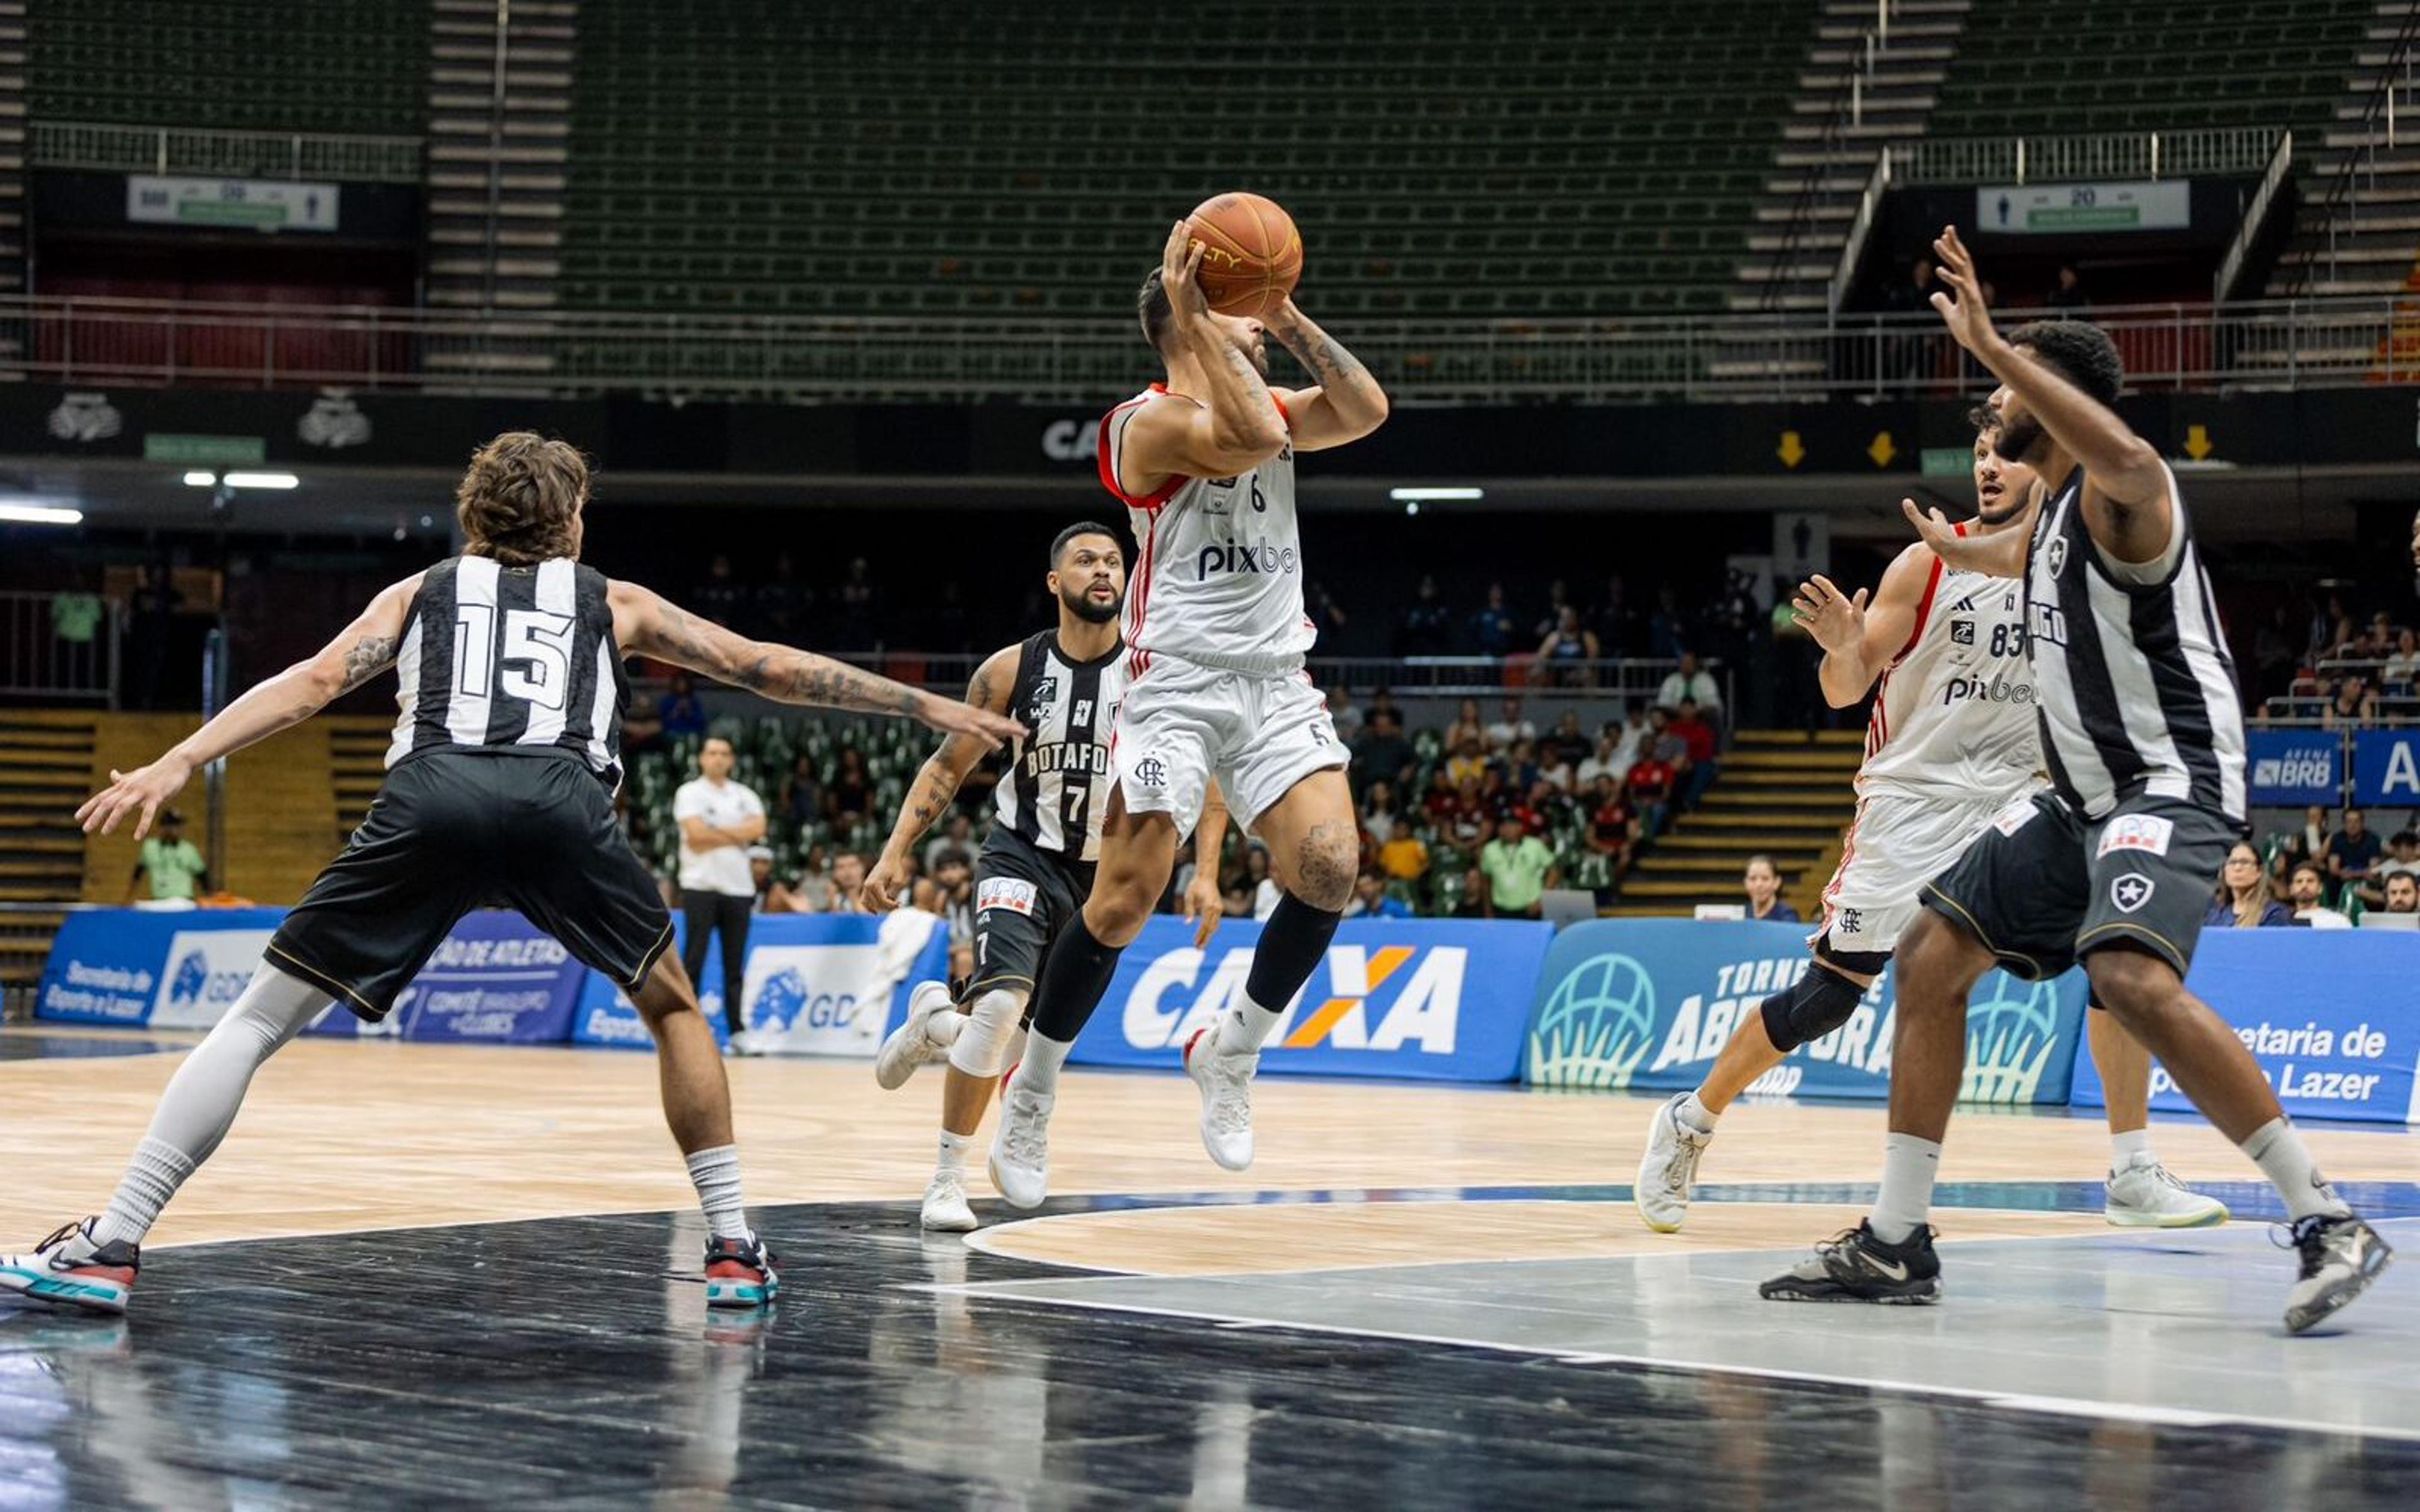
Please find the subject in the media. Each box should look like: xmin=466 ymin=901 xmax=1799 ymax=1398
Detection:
xmin=389 ymin=911 xmax=586 ymax=1044
xmin=571 ymin=913 xmax=948 ymax=1055
xmin=2245 ymin=730 xmax=2342 ymax=808
xmin=1522 ymin=920 xmax=2089 ymax=1106
xmin=37 ymin=908 xmax=289 ymax=1028
xmin=2070 ymin=930 xmax=2419 ymax=1125
xmin=2352 ymin=729 xmax=2420 ymax=807
xmin=1066 ymin=916 xmax=1555 ymax=1082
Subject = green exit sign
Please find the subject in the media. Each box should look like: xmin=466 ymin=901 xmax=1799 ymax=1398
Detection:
xmin=1920 ymin=447 xmax=1973 ymax=477
xmin=144 ymin=433 xmax=266 ymax=465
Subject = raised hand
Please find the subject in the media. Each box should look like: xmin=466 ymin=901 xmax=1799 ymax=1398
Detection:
xmin=1790 ymin=575 xmax=1869 ymax=657
xmin=1159 ymin=219 xmax=1209 ymax=324
xmin=76 ymin=753 xmax=195 ymax=840
xmin=1927 ymin=224 xmax=2000 ymax=357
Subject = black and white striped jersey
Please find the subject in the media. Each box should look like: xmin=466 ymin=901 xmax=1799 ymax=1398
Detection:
xmin=384 ymin=555 xmax=628 ymax=788
xmin=992 ymin=631 xmax=1126 ymax=862
xmin=2024 ymin=465 xmax=2246 ymax=822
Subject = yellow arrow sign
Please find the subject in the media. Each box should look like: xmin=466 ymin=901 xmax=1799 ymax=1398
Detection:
xmin=2183 ymin=423 xmax=2213 ymax=461
xmin=1778 ymin=430 xmax=1806 ymax=469
xmin=1868 ymin=431 xmax=1898 ymax=467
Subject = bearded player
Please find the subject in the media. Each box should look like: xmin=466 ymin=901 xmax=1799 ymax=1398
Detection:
xmin=1637 ymin=411 xmax=2226 ymax=1234
xmin=995 ymin=218 xmax=1388 ymax=1173
xmin=860 ymin=522 xmax=1228 ymax=1230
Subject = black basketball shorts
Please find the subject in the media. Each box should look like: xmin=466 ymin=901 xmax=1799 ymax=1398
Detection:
xmin=1919 ymin=789 xmax=2239 ymax=982
xmin=963 ymin=826 xmax=1091 ymax=1002
xmin=267 ymin=750 xmax=674 ymax=1021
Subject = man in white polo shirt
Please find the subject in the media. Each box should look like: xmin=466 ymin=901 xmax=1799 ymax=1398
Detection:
xmin=675 ymin=735 xmax=766 ymax=1035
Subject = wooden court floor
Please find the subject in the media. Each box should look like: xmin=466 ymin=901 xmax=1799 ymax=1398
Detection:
xmin=4 ymin=1029 xmax=2413 ymax=1264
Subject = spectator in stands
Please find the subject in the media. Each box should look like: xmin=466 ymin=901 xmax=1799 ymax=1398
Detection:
xmin=1524 ymin=777 xmax=1576 ymax=836
xmin=826 ymin=748 xmax=873 ymax=828
xmin=2207 ymin=842 xmax=2293 ymax=928
xmin=916 ymin=849 xmax=976 ymax=947
xmin=789 ymin=844 xmax=839 ymax=913
xmin=1591 ymin=573 xmax=1641 ymax=657
xmin=1446 ymin=735 xmax=1488 ymax=787
xmin=1379 ymin=818 xmax=1431 ymax=885
xmin=753 ymin=551 xmax=808 ymax=643
xmin=694 ymin=553 xmax=746 ymax=628
xmin=1485 ymin=695 xmax=1535 ymax=752
xmin=1669 ymin=697 xmax=1720 ymax=810
xmin=780 ymin=753 xmax=823 ymax=829
xmin=2046 ymin=263 xmax=2087 ymax=311
xmin=1625 ymin=745 xmax=1676 ymax=843
xmin=1420 ymin=769 xmax=1460 ymax=827
xmin=2378 ymin=829 xmax=2420 ymax=883
xmin=1345 ymin=872 xmax=1414 ymax=920
xmin=1444 ymin=698 xmax=1485 ymax=753
xmin=1397 ymin=574 xmax=1455 ymax=656
xmin=1743 ymin=856 xmax=1799 ymax=923
xmin=1504 ymin=738 xmax=1545 ymax=795
xmin=1360 ymin=779 xmax=1401 ymax=846
xmin=2252 ymin=607 xmax=2298 ymax=706
xmin=1467 ymin=582 xmax=1521 ymax=658
xmin=1576 ymin=726 xmax=1635 ymax=793
xmin=1351 ymin=707 xmax=1416 ymax=798
xmin=1327 ymin=685 xmax=1364 ymax=745
xmin=749 ymin=847 xmax=813 ymax=915
xmin=1647 ymin=585 xmax=1687 ymax=660
xmin=1585 ymin=776 xmax=1636 ymax=872
xmin=1647 ymin=706 xmax=1689 ymax=770
xmin=2328 ymin=807 xmax=2386 ymax=906
xmin=1531 ymin=580 xmax=1574 ymax=642
xmin=1657 ymin=651 xmax=1722 ymax=716
xmin=827 ymin=852 xmax=870 ymax=914
xmin=1245 ymin=845 xmax=1282 ymax=921
xmin=2324 ymin=675 xmax=2378 ymax=730
xmin=2283 ymin=805 xmax=2333 ymax=873
xmin=126 ymin=809 xmax=208 ymax=905
xmin=2385 ymin=627 xmax=2419 ymax=695
xmin=837 ymin=557 xmax=881 ymax=648
xmin=2386 ymin=873 xmax=2419 ymax=915
xmin=1478 ymin=814 xmax=1560 ymax=921
xmin=1543 ymin=711 xmax=1593 ymax=771
xmin=922 ymin=811 xmax=976 ymax=873
xmin=2290 ymin=862 xmax=2353 ymax=929
xmin=1536 ymin=607 xmax=1601 ymax=687
xmin=657 ymin=673 xmax=708 ymax=742
xmin=1446 ymin=776 xmax=1490 ymax=848
xmin=674 ymin=735 xmax=766 ymax=1034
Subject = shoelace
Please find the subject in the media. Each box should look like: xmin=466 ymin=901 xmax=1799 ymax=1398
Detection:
xmin=1656 ymin=1111 xmax=1706 ymax=1194
xmin=1202 ymin=1062 xmax=1253 ymax=1134
xmin=930 ymin=1171 xmax=967 ymax=1202
xmin=1001 ymin=1093 xmax=1051 ymax=1166
xmin=35 ymin=1221 xmax=84 ymax=1255
xmin=2271 ymin=1215 xmax=2343 ymax=1277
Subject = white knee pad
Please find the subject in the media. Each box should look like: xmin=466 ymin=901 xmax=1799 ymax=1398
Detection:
xmin=947 ymin=988 xmax=1028 ymax=1079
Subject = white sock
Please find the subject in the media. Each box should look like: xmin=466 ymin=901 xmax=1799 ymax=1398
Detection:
xmin=1214 ymin=995 xmax=1285 ymax=1057
xmin=1869 ymin=1132 xmax=1942 ymax=1244
xmin=1011 ymin=1031 xmax=1073 ymax=1095
xmin=2109 ymin=1127 xmax=2153 ymax=1168
xmin=926 ymin=1008 xmax=964 ymax=1048
xmin=1676 ymin=1092 xmax=1719 ymax=1134
xmin=684 ymin=1145 xmax=751 ymax=1242
xmin=93 ymin=1139 xmax=196 ymax=1249
xmin=2240 ymin=1116 xmax=2352 ymax=1222
xmin=936 ymin=1129 xmax=972 ymax=1174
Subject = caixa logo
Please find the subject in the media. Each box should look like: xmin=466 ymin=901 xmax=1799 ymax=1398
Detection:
xmin=1122 ymin=943 xmax=1466 ymax=1054
xmin=746 ymin=967 xmax=860 ymax=1034
xmin=1041 ymin=418 xmax=1101 ymax=462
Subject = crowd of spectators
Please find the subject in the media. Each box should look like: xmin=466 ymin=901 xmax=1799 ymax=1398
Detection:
xmin=2245 ymin=806 xmax=2420 ymax=927
xmin=1392 ymin=571 xmax=1709 ymax=670
xmin=2246 ymin=597 xmax=2417 ymax=719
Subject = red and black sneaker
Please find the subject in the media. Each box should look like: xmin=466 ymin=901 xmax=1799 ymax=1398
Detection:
xmin=1 ymin=1218 xmax=140 ymax=1315
xmin=703 ymin=1233 xmax=778 ymax=1310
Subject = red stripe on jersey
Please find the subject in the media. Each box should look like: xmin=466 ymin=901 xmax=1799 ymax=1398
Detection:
xmin=1819 ymin=798 xmax=1869 ymax=936
xmin=1891 ymin=553 xmax=1948 ymax=670
xmin=1126 ymin=512 xmax=1159 ymax=679
xmin=1270 ymin=391 xmax=1293 ymax=432
xmin=1096 ymin=388 xmax=1185 ymax=511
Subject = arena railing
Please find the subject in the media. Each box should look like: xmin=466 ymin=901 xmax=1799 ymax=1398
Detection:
xmin=28 ymin=121 xmax=425 ymax=185
xmin=0 ymin=592 xmax=121 ymax=706
xmin=2 ymin=294 xmax=2411 ymax=405
xmin=1896 ymin=127 xmax=2283 ymax=186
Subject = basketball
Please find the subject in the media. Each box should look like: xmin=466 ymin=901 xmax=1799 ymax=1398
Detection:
xmin=1187 ymin=191 xmax=1303 ymax=319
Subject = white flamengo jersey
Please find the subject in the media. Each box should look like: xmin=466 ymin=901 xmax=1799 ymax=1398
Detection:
xmin=1857 ymin=535 xmax=2041 ymax=803
xmin=1096 ymin=384 xmax=1318 ymax=677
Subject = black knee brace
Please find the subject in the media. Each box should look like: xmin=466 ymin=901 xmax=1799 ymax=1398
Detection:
xmin=1759 ymin=961 xmax=1872 ymax=1052
xmin=1814 ymin=938 xmax=1891 ymax=978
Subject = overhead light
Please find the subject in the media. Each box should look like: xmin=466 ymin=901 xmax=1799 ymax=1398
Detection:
xmin=222 ymin=471 xmax=299 ymax=490
xmin=0 ymin=502 xmax=83 ymax=525
xmin=1389 ymin=486 xmax=1484 ymax=502
xmin=182 ymin=471 xmax=217 ymax=487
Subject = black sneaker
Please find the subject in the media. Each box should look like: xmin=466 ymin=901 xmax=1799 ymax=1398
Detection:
xmin=1760 ymin=1220 xmax=1942 ymax=1304
xmin=2282 ymin=1213 xmax=2392 ymax=1334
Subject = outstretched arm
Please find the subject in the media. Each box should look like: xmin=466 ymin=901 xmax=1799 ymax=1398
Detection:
xmin=1182 ymin=781 xmax=1232 ymax=948
xmin=1267 ymin=298 xmax=1389 ymax=452
xmin=1794 ymin=545 xmax=1933 ymax=709
xmin=861 ymin=644 xmax=1018 ymax=912
xmin=1903 ymin=497 xmax=2031 ymax=581
xmin=78 ymin=572 xmax=425 ymax=839
xmin=1925 ymin=224 xmax=2169 ymax=561
xmin=612 ymin=582 xmax=1023 ymax=747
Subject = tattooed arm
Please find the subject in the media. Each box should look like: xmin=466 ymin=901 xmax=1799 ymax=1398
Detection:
xmin=78 ymin=572 xmax=426 ymax=839
xmin=1117 ymin=220 xmax=1292 ymax=491
xmin=1267 ymin=297 xmax=1390 ymax=452
xmin=613 ymin=581 xmax=1024 ymax=745
xmin=861 ymin=644 xmax=1019 ymax=912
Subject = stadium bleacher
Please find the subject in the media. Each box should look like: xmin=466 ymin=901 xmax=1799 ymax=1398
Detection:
xmin=560 ymin=0 xmax=1821 ymax=319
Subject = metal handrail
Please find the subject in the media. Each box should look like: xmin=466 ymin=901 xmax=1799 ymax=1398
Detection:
xmin=2287 ymin=6 xmax=2420 ymax=296
xmin=28 ymin=120 xmax=425 ymax=185
xmin=1828 ymin=147 xmax=1894 ymax=319
xmin=2215 ymin=131 xmax=2296 ymax=304
xmin=1897 ymin=127 xmax=2282 ymax=185
xmin=1763 ymin=14 xmax=1885 ymax=311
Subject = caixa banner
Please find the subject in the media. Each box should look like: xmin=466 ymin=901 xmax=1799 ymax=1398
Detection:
xmin=1521 ymin=920 xmax=2089 ymax=1105
xmin=572 ymin=912 xmax=948 ymax=1056
xmin=2071 ymin=929 xmax=2419 ymax=1125
xmin=1066 ymin=916 xmax=1553 ymax=1081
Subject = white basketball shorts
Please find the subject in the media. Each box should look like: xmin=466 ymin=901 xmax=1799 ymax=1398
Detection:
xmin=1111 ymin=653 xmax=1346 ymax=834
xmin=1815 ymin=783 xmax=2041 ymax=956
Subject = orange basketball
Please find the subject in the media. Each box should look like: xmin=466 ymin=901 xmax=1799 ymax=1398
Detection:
xmin=1187 ymin=192 xmax=1303 ymax=320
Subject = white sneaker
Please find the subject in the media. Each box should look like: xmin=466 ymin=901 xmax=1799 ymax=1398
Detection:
xmin=2104 ymin=1152 xmax=2228 ymax=1228
xmin=875 ymin=981 xmax=956 ymax=1091
xmin=920 ymin=1170 xmax=977 ymax=1233
xmin=1634 ymin=1094 xmax=1713 ymax=1234
xmin=988 ymin=1084 xmax=1055 ymax=1209
xmin=1184 ymin=1027 xmax=1257 ymax=1172
xmin=0 ymin=1218 xmax=139 ymax=1315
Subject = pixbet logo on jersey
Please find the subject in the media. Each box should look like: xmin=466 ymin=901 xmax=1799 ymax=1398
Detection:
xmin=1194 ymin=540 xmax=1299 ymax=580
xmin=1121 ymin=941 xmax=1467 ymax=1055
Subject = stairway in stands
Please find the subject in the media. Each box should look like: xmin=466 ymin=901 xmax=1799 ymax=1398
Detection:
xmin=326 ymin=716 xmax=390 ymax=840
xmin=0 ymin=712 xmax=95 ymax=1009
xmin=1608 ymin=730 xmax=1862 ymax=919
xmin=2267 ymin=2 xmax=2420 ymax=334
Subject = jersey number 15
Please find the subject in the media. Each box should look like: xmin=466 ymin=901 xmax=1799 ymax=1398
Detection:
xmin=453 ymin=605 xmax=577 ymax=711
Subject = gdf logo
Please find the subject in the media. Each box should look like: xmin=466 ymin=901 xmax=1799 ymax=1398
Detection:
xmin=1041 ymin=418 xmax=1101 ymax=462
